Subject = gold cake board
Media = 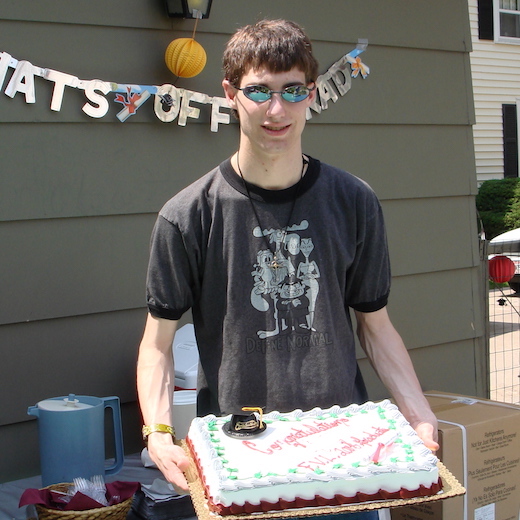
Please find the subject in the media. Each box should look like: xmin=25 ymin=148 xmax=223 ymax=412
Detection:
xmin=181 ymin=441 xmax=465 ymax=520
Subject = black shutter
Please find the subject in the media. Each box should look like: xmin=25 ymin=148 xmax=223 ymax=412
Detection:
xmin=503 ymin=104 xmax=519 ymax=178
xmin=478 ymin=0 xmax=494 ymax=40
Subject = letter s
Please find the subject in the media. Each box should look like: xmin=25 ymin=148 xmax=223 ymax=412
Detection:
xmin=83 ymin=80 xmax=111 ymax=118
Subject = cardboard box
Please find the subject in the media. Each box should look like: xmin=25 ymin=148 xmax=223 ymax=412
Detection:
xmin=391 ymin=392 xmax=520 ymax=520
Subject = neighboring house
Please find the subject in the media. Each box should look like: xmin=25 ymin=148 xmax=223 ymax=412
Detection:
xmin=471 ymin=0 xmax=520 ymax=182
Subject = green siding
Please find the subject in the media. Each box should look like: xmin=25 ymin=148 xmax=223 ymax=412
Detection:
xmin=0 ymin=0 xmax=483 ymax=482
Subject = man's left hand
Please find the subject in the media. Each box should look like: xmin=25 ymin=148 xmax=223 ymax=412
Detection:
xmin=414 ymin=421 xmax=440 ymax=452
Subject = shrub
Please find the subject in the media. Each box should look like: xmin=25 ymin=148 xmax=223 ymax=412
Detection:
xmin=477 ymin=178 xmax=520 ymax=239
xmin=504 ymin=196 xmax=520 ymax=229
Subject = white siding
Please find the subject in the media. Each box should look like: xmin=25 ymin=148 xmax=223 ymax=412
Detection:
xmin=469 ymin=0 xmax=520 ymax=182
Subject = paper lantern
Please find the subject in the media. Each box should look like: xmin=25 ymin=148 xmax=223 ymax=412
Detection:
xmin=165 ymin=37 xmax=207 ymax=78
xmin=489 ymin=255 xmax=516 ymax=283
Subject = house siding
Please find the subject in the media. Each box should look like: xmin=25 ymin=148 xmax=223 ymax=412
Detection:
xmin=0 ymin=0 xmax=484 ymax=482
xmin=470 ymin=0 xmax=520 ymax=181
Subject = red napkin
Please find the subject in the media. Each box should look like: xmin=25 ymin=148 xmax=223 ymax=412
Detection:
xmin=19 ymin=481 xmax=140 ymax=511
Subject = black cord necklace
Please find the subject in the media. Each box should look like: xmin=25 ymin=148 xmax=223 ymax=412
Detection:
xmin=236 ymin=152 xmax=307 ymax=270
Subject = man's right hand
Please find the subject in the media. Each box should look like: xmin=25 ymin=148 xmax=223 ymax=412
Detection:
xmin=137 ymin=315 xmax=189 ymax=490
xmin=147 ymin=432 xmax=191 ymax=494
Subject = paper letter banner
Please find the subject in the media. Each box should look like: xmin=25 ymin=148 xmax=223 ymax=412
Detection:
xmin=0 ymin=41 xmax=369 ymax=132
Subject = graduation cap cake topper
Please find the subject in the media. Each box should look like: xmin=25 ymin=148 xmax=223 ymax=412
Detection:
xmin=223 ymin=407 xmax=267 ymax=438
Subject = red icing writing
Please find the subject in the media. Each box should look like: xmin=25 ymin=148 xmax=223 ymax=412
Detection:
xmin=241 ymin=418 xmax=351 ymax=454
xmin=296 ymin=426 xmax=390 ymax=470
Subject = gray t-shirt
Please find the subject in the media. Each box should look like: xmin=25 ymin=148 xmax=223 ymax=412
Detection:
xmin=146 ymin=157 xmax=391 ymax=416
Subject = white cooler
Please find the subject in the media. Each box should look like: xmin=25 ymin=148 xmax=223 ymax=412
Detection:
xmin=172 ymin=324 xmax=199 ymax=437
xmin=173 ymin=323 xmax=199 ymax=390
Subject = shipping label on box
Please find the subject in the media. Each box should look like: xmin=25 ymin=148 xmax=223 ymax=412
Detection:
xmin=391 ymin=392 xmax=520 ymax=520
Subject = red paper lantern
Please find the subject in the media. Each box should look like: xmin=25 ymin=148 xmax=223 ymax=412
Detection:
xmin=489 ymin=255 xmax=516 ymax=283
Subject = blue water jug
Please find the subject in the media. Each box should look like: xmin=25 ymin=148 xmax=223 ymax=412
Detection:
xmin=28 ymin=394 xmax=124 ymax=486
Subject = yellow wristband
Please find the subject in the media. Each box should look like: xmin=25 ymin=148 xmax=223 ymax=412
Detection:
xmin=142 ymin=423 xmax=176 ymax=442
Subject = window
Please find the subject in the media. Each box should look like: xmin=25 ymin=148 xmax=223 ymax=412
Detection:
xmin=496 ymin=0 xmax=520 ymax=42
xmin=478 ymin=0 xmax=520 ymax=43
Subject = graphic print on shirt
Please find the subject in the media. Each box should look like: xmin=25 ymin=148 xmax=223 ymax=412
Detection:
xmin=250 ymin=220 xmax=320 ymax=339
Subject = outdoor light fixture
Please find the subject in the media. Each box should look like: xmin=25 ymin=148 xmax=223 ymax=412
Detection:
xmin=165 ymin=0 xmax=212 ymax=19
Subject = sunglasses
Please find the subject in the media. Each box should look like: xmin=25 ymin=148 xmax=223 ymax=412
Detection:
xmin=234 ymin=84 xmax=315 ymax=103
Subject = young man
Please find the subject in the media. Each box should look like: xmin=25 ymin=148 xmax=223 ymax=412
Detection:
xmin=137 ymin=19 xmax=439 ymax=519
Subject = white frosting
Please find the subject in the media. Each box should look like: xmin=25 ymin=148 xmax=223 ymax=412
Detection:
xmin=187 ymin=400 xmax=439 ymax=511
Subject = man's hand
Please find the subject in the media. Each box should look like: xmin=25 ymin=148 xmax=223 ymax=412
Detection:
xmin=413 ymin=421 xmax=440 ymax=453
xmin=354 ymin=308 xmax=440 ymax=455
xmin=147 ymin=433 xmax=191 ymax=494
xmin=137 ymin=315 xmax=189 ymax=490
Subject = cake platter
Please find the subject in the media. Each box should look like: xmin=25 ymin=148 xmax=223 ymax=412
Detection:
xmin=181 ymin=440 xmax=466 ymax=520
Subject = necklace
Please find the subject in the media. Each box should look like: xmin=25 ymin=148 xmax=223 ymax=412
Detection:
xmin=236 ymin=152 xmax=307 ymax=270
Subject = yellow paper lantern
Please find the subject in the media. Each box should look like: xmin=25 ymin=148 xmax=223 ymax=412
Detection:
xmin=165 ymin=37 xmax=207 ymax=78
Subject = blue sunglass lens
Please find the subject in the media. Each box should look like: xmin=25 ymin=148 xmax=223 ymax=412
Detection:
xmin=243 ymin=86 xmax=271 ymax=102
xmin=281 ymin=86 xmax=310 ymax=102
xmin=242 ymin=85 xmax=311 ymax=103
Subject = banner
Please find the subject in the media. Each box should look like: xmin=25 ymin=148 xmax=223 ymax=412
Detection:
xmin=0 ymin=40 xmax=369 ymax=132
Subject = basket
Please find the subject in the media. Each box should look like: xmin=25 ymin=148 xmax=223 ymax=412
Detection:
xmin=35 ymin=483 xmax=133 ymax=520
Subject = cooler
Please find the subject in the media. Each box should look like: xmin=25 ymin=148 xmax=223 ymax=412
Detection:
xmin=173 ymin=323 xmax=199 ymax=390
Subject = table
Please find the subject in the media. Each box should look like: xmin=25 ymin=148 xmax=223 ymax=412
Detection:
xmin=0 ymin=453 xmax=197 ymax=520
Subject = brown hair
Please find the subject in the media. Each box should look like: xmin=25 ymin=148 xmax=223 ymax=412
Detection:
xmin=222 ymin=19 xmax=319 ymax=87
